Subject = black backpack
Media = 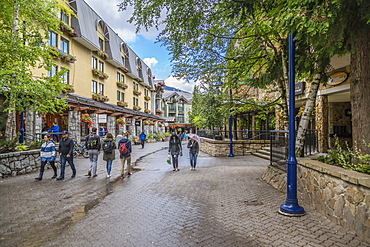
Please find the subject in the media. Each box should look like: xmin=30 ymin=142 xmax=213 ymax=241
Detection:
xmin=86 ymin=134 xmax=98 ymax=149
xmin=102 ymin=140 xmax=113 ymax=154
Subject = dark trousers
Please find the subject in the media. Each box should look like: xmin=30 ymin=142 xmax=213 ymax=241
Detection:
xmin=141 ymin=140 xmax=145 ymax=148
xmin=60 ymin=155 xmax=76 ymax=178
xmin=171 ymin=154 xmax=179 ymax=169
xmin=39 ymin=161 xmax=57 ymax=178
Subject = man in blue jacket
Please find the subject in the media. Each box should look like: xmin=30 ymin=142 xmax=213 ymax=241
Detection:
xmin=139 ymin=131 xmax=146 ymax=148
xmin=48 ymin=122 xmax=60 ymax=142
xmin=118 ymin=132 xmax=132 ymax=178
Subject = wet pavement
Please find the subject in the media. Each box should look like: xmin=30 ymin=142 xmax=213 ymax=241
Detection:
xmin=0 ymin=141 xmax=368 ymax=247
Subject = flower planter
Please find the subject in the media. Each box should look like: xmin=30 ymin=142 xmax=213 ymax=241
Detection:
xmin=133 ymin=90 xmax=142 ymax=96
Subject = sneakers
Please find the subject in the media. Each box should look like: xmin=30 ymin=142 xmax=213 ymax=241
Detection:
xmin=51 ymin=175 xmax=57 ymax=179
xmin=190 ymin=167 xmax=193 ymax=170
xmin=56 ymin=177 xmax=64 ymax=180
xmin=121 ymin=174 xmax=125 ymax=178
xmin=71 ymin=174 xmax=76 ymax=178
xmin=85 ymin=171 xmax=91 ymax=178
xmin=127 ymin=172 xmax=132 ymax=176
xmin=107 ymin=174 xmax=111 ymax=178
xmin=92 ymin=174 xmax=97 ymax=177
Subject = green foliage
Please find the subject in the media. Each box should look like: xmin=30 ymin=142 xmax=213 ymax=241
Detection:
xmin=28 ymin=140 xmax=43 ymax=150
xmin=317 ymin=137 xmax=370 ymax=174
xmin=0 ymin=137 xmax=19 ymax=153
xmin=0 ymin=0 xmax=74 ymax=114
xmin=16 ymin=143 xmax=29 ymax=151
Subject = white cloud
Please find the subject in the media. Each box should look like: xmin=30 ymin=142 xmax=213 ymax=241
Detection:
xmin=143 ymin=57 xmax=158 ymax=68
xmin=164 ymin=75 xmax=195 ymax=93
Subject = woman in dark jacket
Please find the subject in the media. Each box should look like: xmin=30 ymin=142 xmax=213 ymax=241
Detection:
xmin=187 ymin=138 xmax=199 ymax=170
xmin=168 ymin=132 xmax=182 ymax=171
xmin=102 ymin=132 xmax=116 ymax=178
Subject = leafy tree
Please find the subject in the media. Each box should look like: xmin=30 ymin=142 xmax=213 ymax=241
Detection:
xmin=0 ymin=0 xmax=73 ymax=140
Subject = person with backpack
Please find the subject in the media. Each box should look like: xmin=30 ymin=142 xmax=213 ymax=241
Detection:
xmin=57 ymin=130 xmax=76 ymax=180
xmin=102 ymin=132 xmax=116 ymax=178
xmin=85 ymin=127 xmax=101 ymax=178
xmin=139 ymin=131 xmax=146 ymax=148
xmin=117 ymin=132 xmax=132 ymax=178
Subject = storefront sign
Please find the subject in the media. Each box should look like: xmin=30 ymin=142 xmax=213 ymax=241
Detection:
xmin=126 ymin=118 xmax=132 ymax=125
xmin=328 ymin=72 xmax=348 ymax=86
xmin=135 ymin=120 xmax=141 ymax=126
xmin=295 ymin=81 xmax=305 ymax=95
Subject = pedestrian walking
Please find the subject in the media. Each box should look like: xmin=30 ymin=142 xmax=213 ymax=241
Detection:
xmin=85 ymin=127 xmax=101 ymax=178
xmin=168 ymin=132 xmax=182 ymax=171
xmin=57 ymin=130 xmax=76 ymax=180
xmin=187 ymin=137 xmax=199 ymax=170
xmin=35 ymin=133 xmax=57 ymax=181
xmin=48 ymin=122 xmax=60 ymax=142
xmin=102 ymin=132 xmax=116 ymax=178
xmin=118 ymin=132 xmax=132 ymax=178
xmin=139 ymin=131 xmax=146 ymax=148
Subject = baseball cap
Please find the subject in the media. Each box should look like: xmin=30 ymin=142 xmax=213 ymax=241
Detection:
xmin=61 ymin=130 xmax=68 ymax=134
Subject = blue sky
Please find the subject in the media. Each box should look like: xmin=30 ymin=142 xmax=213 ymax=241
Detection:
xmin=84 ymin=0 xmax=194 ymax=92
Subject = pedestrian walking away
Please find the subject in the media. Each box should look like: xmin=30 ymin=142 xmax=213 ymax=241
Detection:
xmin=168 ymin=132 xmax=182 ymax=171
xmin=57 ymin=130 xmax=76 ymax=180
xmin=118 ymin=132 xmax=132 ymax=178
xmin=85 ymin=127 xmax=101 ymax=178
xmin=187 ymin=137 xmax=199 ymax=170
xmin=139 ymin=131 xmax=146 ymax=148
xmin=102 ymin=132 xmax=116 ymax=178
xmin=35 ymin=133 xmax=57 ymax=180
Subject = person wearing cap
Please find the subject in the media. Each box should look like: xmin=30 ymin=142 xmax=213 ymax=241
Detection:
xmin=57 ymin=130 xmax=76 ymax=180
xmin=35 ymin=133 xmax=58 ymax=180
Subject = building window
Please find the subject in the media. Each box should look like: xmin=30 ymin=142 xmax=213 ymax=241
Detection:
xmin=92 ymin=80 xmax=98 ymax=93
xmin=60 ymin=37 xmax=69 ymax=53
xmin=62 ymin=70 xmax=69 ymax=84
xmin=178 ymin=114 xmax=184 ymax=123
xmin=144 ymin=89 xmax=148 ymax=96
xmin=133 ymin=97 xmax=138 ymax=106
xmin=178 ymin=104 xmax=184 ymax=112
xmin=117 ymin=91 xmax=125 ymax=101
xmin=144 ymin=102 xmax=148 ymax=110
xmin=99 ymin=61 xmax=104 ymax=72
xmin=116 ymin=72 xmax=120 ymax=82
xmin=98 ymin=83 xmax=104 ymax=94
xmin=60 ymin=11 xmax=69 ymax=25
xmin=48 ymin=31 xmax=57 ymax=47
xmin=133 ymin=82 xmax=138 ymax=90
xmin=48 ymin=65 xmax=57 ymax=77
xmin=99 ymin=38 xmax=104 ymax=50
xmin=92 ymin=56 xmax=98 ymax=69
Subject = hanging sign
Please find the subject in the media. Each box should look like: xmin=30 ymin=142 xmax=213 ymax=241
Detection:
xmin=295 ymin=81 xmax=306 ymax=95
xmin=328 ymin=72 xmax=348 ymax=86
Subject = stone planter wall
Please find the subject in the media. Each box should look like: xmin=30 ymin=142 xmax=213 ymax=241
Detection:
xmin=262 ymin=159 xmax=370 ymax=243
xmin=200 ymin=138 xmax=270 ymax=156
xmin=0 ymin=150 xmax=60 ymax=178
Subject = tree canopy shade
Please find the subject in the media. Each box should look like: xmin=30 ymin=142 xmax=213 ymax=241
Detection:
xmin=0 ymin=0 xmax=73 ymax=114
xmin=119 ymin=0 xmax=370 ymax=154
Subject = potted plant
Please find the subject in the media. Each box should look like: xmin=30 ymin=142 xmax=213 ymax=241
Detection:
xmin=116 ymin=82 xmax=128 ymax=89
xmin=143 ymin=120 xmax=149 ymax=125
xmin=60 ymin=20 xmax=77 ymax=37
xmin=144 ymin=109 xmax=150 ymax=113
xmin=117 ymin=101 xmax=128 ymax=107
xmin=133 ymin=90 xmax=141 ymax=96
xmin=115 ymin=118 xmax=126 ymax=126
xmin=133 ymin=105 xmax=141 ymax=111
xmin=64 ymin=84 xmax=75 ymax=93
xmin=80 ymin=114 xmax=93 ymax=127
xmin=144 ymin=95 xmax=150 ymax=101
xmin=97 ymin=50 xmax=109 ymax=60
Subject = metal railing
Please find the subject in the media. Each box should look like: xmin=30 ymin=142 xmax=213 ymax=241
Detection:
xmin=197 ymin=129 xmax=272 ymax=142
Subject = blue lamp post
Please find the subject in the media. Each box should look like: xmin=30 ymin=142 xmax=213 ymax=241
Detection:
xmin=228 ymin=88 xmax=234 ymax=157
xmin=279 ymin=33 xmax=305 ymax=216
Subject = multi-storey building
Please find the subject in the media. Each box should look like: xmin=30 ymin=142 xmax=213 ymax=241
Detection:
xmin=23 ymin=0 xmax=168 ymax=141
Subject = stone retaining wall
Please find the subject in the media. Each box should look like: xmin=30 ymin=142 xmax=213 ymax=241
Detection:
xmin=200 ymin=138 xmax=270 ymax=156
xmin=262 ymin=159 xmax=370 ymax=243
xmin=0 ymin=150 xmax=60 ymax=178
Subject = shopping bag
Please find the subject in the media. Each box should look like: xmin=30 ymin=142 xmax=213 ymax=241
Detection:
xmin=166 ymin=155 xmax=171 ymax=164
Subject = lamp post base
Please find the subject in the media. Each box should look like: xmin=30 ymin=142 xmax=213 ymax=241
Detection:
xmin=279 ymin=204 xmax=305 ymax=217
xmin=228 ymin=154 xmax=235 ymax=157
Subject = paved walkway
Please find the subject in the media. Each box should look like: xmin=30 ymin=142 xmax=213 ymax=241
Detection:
xmin=0 ymin=141 xmax=368 ymax=246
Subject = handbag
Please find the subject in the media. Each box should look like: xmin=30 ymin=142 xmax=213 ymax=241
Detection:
xmin=166 ymin=155 xmax=171 ymax=164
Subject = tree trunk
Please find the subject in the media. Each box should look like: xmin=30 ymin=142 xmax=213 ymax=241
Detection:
xmin=295 ymin=73 xmax=321 ymax=157
xmin=5 ymin=110 xmax=17 ymax=140
xmin=350 ymin=23 xmax=370 ymax=155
